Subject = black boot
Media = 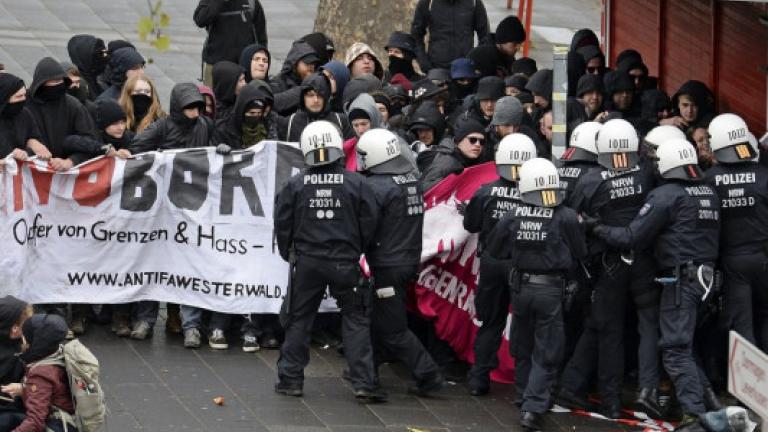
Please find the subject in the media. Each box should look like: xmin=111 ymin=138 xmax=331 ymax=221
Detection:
xmin=555 ymin=387 xmax=592 ymax=411
xmin=703 ymin=387 xmax=722 ymax=411
xmin=519 ymin=411 xmax=542 ymax=431
xmin=635 ymin=387 xmax=664 ymax=419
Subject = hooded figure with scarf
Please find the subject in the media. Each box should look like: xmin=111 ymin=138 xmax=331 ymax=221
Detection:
xmin=212 ymin=60 xmax=246 ymax=125
xmin=216 ymin=79 xmax=280 ymax=149
xmin=24 ymin=57 xmax=98 ymax=169
xmin=0 ymin=297 xmax=29 ymax=430
xmin=0 ymin=74 xmax=46 ymax=160
xmin=3 ymin=314 xmax=73 ymax=432
xmin=270 ymin=41 xmax=320 ymax=116
xmin=278 ymin=72 xmax=353 ymax=142
xmin=130 ymin=83 xmax=214 ymax=153
xmin=96 ymin=47 xmax=145 ymax=102
xmin=66 ymin=34 xmax=109 ymax=100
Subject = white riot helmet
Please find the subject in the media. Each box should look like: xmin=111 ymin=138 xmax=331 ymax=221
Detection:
xmin=519 ymin=158 xmax=565 ymax=207
xmin=495 ymin=133 xmax=537 ymax=181
xmin=709 ymin=113 xmax=756 ymax=163
xmin=643 ymin=125 xmax=686 ymax=159
xmin=656 ymin=138 xmax=703 ymax=180
xmin=595 ymin=119 xmax=639 ymax=171
xmin=356 ymin=128 xmax=412 ymax=174
xmin=299 ymin=120 xmax=344 ymax=166
xmin=561 ymin=121 xmax=601 ymax=163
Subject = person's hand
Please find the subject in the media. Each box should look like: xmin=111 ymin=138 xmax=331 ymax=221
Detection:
xmin=11 ymin=148 xmax=27 ymax=161
xmin=594 ymin=111 xmax=610 ymax=123
xmin=116 ymin=149 xmax=132 ymax=159
xmin=659 ymin=116 xmax=688 ymax=129
xmin=580 ymin=213 xmax=600 ymax=232
xmin=102 ymin=145 xmax=117 ymax=158
xmin=27 ymin=140 xmax=52 ymax=160
xmin=50 ymin=158 xmax=74 ymax=171
xmin=216 ymin=143 xmax=232 ymax=155
xmin=1 ymin=383 xmax=23 ymax=397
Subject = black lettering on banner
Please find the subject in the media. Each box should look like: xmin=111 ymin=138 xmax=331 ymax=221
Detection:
xmin=220 ymin=152 xmax=264 ymax=216
xmin=121 ymin=156 xmax=158 ymax=211
xmin=169 ymin=151 xmax=210 ymax=211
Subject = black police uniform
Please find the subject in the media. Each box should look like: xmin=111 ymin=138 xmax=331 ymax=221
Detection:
xmin=559 ymin=161 xmax=660 ymax=414
xmin=486 ymin=202 xmax=588 ymax=415
xmin=274 ymin=161 xmax=380 ymax=393
xmin=706 ymin=161 xmax=768 ymax=351
xmin=365 ymin=171 xmax=441 ymax=388
xmin=593 ymin=180 xmax=720 ymax=416
xmin=463 ymin=177 xmax=523 ymax=393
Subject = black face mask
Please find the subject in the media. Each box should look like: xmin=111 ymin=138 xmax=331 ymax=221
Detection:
xmin=242 ymin=116 xmax=262 ymax=128
xmin=36 ymin=83 xmax=67 ymax=102
xmin=131 ymin=94 xmax=152 ymax=121
xmin=172 ymin=111 xmax=199 ymax=129
xmin=67 ymin=85 xmax=88 ymax=104
xmin=1 ymin=100 xmax=26 ymax=118
xmin=388 ymin=55 xmax=414 ymax=77
xmin=92 ymin=50 xmax=109 ymax=75
xmin=452 ymin=81 xmax=476 ymax=101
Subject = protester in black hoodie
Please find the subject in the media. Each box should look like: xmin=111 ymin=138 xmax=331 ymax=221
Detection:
xmin=0 ymin=296 xmax=31 ymax=431
xmin=270 ymin=42 xmax=320 ymax=116
xmin=66 ymin=34 xmax=109 ymax=100
xmin=61 ymin=99 xmax=132 ymax=160
xmin=662 ymin=80 xmax=716 ymax=134
xmin=216 ymin=80 xmax=280 ymax=149
xmin=24 ymin=57 xmax=98 ymax=171
xmin=603 ymin=70 xmax=641 ymax=126
xmin=96 ymin=47 xmax=145 ymax=102
xmin=421 ymin=117 xmax=486 ymax=190
xmin=212 ymin=60 xmax=246 ymax=125
xmin=407 ymin=100 xmax=447 ymax=173
xmin=130 ymin=83 xmax=214 ymax=153
xmin=384 ymin=31 xmax=424 ymax=84
xmin=278 ymin=73 xmax=353 ymax=142
xmin=239 ymin=43 xmax=271 ymax=83
xmin=195 ymin=0 xmax=267 ymax=87
xmin=0 ymin=74 xmax=48 ymax=161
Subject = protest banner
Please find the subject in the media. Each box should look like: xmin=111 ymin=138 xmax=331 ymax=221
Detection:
xmin=0 ymin=142 xmax=337 ymax=314
xmin=412 ymin=162 xmax=516 ymax=383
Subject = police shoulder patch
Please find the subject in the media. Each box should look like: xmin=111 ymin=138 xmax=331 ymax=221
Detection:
xmin=638 ymin=203 xmax=652 ymax=217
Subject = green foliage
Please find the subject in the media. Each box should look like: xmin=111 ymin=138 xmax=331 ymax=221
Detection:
xmin=138 ymin=0 xmax=171 ymax=52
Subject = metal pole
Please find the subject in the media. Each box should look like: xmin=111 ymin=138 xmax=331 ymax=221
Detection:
xmin=552 ymin=45 xmax=569 ymax=160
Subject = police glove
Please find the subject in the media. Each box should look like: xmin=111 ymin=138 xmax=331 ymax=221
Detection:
xmin=216 ymin=143 xmax=232 ymax=155
xmin=579 ymin=213 xmax=600 ymax=232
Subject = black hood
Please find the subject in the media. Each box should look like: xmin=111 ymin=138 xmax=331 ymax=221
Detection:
xmin=0 ymin=296 xmax=26 ymax=340
xmin=641 ymin=89 xmax=671 ymax=120
xmin=525 ymin=69 xmax=553 ymax=102
xmin=280 ymin=41 xmax=317 ymax=76
xmin=247 ymin=79 xmax=275 ymax=105
xmin=300 ymin=73 xmax=332 ymax=115
xmin=0 ymin=73 xmax=25 ymax=113
xmin=29 ymin=57 xmax=71 ymax=100
xmin=603 ymin=70 xmax=635 ymax=95
xmin=170 ymin=83 xmax=205 ymax=116
xmin=107 ymin=47 xmax=144 ymax=87
xmin=672 ymin=80 xmax=715 ymax=119
xmin=231 ymin=84 xmax=271 ymax=130
xmin=20 ymin=314 xmax=68 ymax=364
xmin=299 ymin=32 xmax=336 ymax=64
xmin=67 ymin=34 xmax=106 ymax=77
xmin=408 ymin=100 xmax=446 ymax=143
xmin=212 ymin=60 xmax=244 ymax=105
xmin=468 ymin=45 xmax=503 ymax=78
xmin=569 ymin=29 xmax=600 ymax=52
xmin=239 ymin=44 xmax=271 ymax=82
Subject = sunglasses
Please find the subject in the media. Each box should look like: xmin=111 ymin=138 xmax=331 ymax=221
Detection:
xmin=586 ymin=66 xmax=601 ymax=73
xmin=467 ymin=136 xmax=485 ymax=145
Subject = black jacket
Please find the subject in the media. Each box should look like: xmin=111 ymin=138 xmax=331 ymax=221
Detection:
xmin=24 ymin=57 xmax=97 ymax=165
xmin=464 ymin=178 xmax=522 ymax=251
xmin=194 ymin=0 xmax=268 ymax=65
xmin=278 ymin=73 xmax=353 ymax=142
xmin=96 ymin=47 xmax=144 ymax=102
xmin=215 ymin=83 xmax=280 ymax=148
xmin=269 ymin=42 xmax=316 ymax=116
xmin=67 ymin=34 xmax=107 ymax=99
xmin=420 ymin=140 xmax=479 ymax=191
xmin=0 ymin=74 xmax=43 ymax=158
xmin=212 ymin=60 xmax=244 ymax=126
xmin=411 ymin=0 xmax=490 ymax=70
xmin=130 ymin=83 xmax=214 ymax=153
xmin=274 ymin=161 xmax=379 ymax=262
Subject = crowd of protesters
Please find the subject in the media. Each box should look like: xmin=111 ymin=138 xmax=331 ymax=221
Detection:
xmin=1 ymin=0 xmax=767 ymax=430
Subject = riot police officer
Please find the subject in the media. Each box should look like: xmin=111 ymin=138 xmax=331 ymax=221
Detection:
xmin=558 ymin=119 xmax=661 ymax=419
xmin=273 ymin=120 xmax=386 ymax=402
xmin=486 ymin=158 xmax=588 ymax=431
xmin=641 ymin=124 xmax=686 ymax=160
xmin=355 ymin=128 xmax=444 ymax=395
xmin=592 ymin=138 xmax=720 ymax=425
xmin=558 ymin=121 xmax=601 ymax=199
xmin=464 ymin=133 xmax=537 ymax=395
xmin=706 ymin=113 xmax=768 ymax=352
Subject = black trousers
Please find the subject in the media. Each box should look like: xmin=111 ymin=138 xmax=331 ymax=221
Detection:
xmin=277 ymin=256 xmax=377 ymax=391
xmin=722 ymin=252 xmax=768 ymax=352
xmin=511 ymin=281 xmax=565 ymax=414
xmin=468 ymin=255 xmax=512 ymax=390
xmin=560 ymin=252 xmax=660 ymax=407
xmin=370 ymin=265 xmax=439 ymax=383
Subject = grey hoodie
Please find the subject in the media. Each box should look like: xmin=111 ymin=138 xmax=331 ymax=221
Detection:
xmin=346 ymin=93 xmax=382 ymax=130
